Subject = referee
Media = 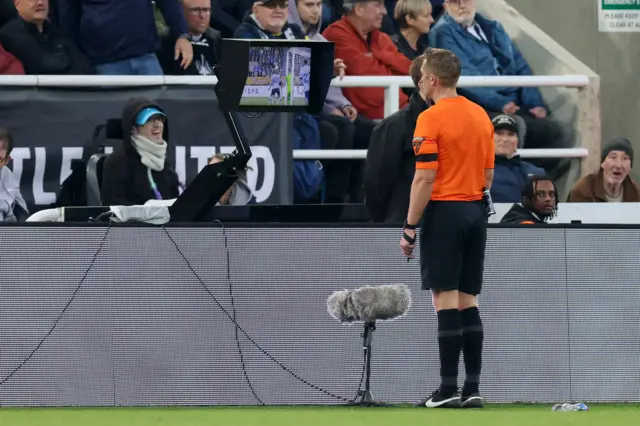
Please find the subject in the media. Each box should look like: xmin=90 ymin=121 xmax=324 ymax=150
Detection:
xmin=399 ymin=48 xmax=495 ymax=409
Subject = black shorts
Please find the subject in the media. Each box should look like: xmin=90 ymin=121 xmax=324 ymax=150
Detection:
xmin=419 ymin=200 xmax=487 ymax=295
xmin=271 ymin=88 xmax=280 ymax=97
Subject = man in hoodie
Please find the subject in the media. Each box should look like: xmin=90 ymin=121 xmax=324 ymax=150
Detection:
xmin=0 ymin=127 xmax=29 ymax=222
xmin=56 ymin=0 xmax=193 ymax=75
xmin=500 ymin=175 xmax=558 ymax=224
xmin=101 ymin=98 xmax=182 ymax=206
xmin=289 ymin=0 xmax=376 ymax=202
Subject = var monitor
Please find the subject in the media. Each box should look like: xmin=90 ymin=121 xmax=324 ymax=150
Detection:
xmin=215 ymin=39 xmax=335 ymax=114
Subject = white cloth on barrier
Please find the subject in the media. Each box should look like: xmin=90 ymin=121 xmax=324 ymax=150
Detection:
xmin=109 ymin=205 xmax=170 ymax=225
xmin=26 ymin=208 xmax=64 ymax=222
xmin=144 ymin=199 xmax=176 ymax=207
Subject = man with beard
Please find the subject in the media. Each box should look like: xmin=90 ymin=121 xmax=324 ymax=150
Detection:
xmin=500 ymin=175 xmax=558 ymax=224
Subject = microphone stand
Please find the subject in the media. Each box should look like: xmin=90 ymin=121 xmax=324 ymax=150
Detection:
xmin=347 ymin=321 xmax=391 ymax=407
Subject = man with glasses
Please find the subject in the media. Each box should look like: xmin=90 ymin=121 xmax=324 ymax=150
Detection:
xmin=161 ymin=0 xmax=221 ymax=75
xmin=0 ymin=127 xmax=28 ymax=222
xmin=234 ymin=0 xmax=306 ymax=39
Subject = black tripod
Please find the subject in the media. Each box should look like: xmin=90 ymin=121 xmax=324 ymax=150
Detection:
xmin=349 ymin=321 xmax=391 ymax=407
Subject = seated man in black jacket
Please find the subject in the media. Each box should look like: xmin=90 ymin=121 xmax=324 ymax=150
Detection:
xmin=0 ymin=0 xmax=92 ymax=75
xmin=160 ymin=0 xmax=220 ymax=75
xmin=364 ymin=53 xmax=431 ymax=223
xmin=500 ymin=175 xmax=558 ymax=224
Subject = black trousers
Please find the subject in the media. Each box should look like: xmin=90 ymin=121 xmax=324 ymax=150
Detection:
xmin=319 ymin=113 xmax=375 ymax=203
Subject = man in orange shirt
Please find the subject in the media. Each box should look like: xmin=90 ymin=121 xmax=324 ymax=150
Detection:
xmin=399 ymin=48 xmax=494 ymax=409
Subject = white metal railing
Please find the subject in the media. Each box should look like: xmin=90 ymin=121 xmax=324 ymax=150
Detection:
xmin=293 ymin=148 xmax=589 ymax=160
xmin=0 ymin=74 xmax=594 ymax=162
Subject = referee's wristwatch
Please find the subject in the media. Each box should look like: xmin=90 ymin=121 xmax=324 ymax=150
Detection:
xmin=403 ymin=220 xmax=418 ymax=231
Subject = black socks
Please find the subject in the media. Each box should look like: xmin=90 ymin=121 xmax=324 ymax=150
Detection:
xmin=460 ymin=307 xmax=484 ymax=395
xmin=436 ymin=309 xmax=463 ymax=396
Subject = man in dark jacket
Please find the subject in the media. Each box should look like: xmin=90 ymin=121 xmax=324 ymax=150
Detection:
xmin=0 ymin=0 xmax=93 ymax=75
xmin=160 ymin=0 xmax=220 ymax=76
xmin=500 ymin=175 xmax=558 ymax=224
xmin=56 ymin=0 xmax=192 ymax=75
xmin=235 ymin=0 xmax=307 ymax=39
xmin=491 ymin=114 xmax=545 ymax=203
xmin=364 ymin=53 xmax=430 ymax=222
xmin=101 ymin=98 xmax=182 ymax=206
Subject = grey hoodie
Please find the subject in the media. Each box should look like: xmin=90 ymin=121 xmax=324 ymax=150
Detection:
xmin=288 ymin=1 xmax=351 ymax=114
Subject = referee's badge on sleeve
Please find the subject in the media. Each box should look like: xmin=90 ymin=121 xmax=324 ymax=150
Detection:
xmin=412 ymin=137 xmax=424 ymax=155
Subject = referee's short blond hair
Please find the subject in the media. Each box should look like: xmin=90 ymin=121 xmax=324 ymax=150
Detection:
xmin=422 ymin=48 xmax=461 ymax=88
xmin=394 ymin=0 xmax=432 ymax=29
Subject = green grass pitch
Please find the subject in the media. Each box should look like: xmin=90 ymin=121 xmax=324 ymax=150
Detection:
xmin=1 ymin=404 xmax=639 ymax=426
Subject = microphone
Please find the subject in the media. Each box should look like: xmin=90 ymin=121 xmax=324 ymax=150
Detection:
xmin=327 ymin=284 xmax=412 ymax=324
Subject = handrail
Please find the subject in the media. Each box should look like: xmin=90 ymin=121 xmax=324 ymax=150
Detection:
xmin=0 ymin=73 xmax=597 ymax=172
xmin=293 ymin=148 xmax=589 ymax=160
xmin=0 ymin=74 xmax=590 ymax=88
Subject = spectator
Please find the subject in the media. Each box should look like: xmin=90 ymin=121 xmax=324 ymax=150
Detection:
xmin=490 ymin=114 xmax=545 ymax=203
xmin=210 ymin=0 xmax=254 ymax=37
xmin=500 ymin=175 xmax=557 ymax=224
xmin=391 ymin=0 xmax=432 ymax=61
xmin=160 ymin=0 xmax=220 ymax=76
xmin=0 ymin=0 xmax=93 ymax=75
xmin=289 ymin=0 xmax=376 ymax=202
xmin=567 ymin=138 xmax=640 ymax=203
xmin=235 ymin=0 xmax=306 ymax=39
xmin=101 ymin=98 xmax=182 ymax=206
xmin=323 ymin=0 xmax=413 ymax=120
xmin=364 ymin=53 xmax=431 ymax=222
xmin=429 ymin=0 xmax=565 ymax=153
xmin=0 ymin=127 xmax=28 ymax=222
xmin=56 ymin=0 xmax=193 ymax=75
xmin=209 ymin=154 xmax=256 ymax=205
xmin=0 ymin=42 xmax=24 ymax=74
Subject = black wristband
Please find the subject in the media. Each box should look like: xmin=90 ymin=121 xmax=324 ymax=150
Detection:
xmin=403 ymin=220 xmax=417 ymax=230
xmin=403 ymin=232 xmax=416 ymax=245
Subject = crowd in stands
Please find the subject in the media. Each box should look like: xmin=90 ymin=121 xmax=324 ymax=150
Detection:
xmin=0 ymin=0 xmax=635 ymax=223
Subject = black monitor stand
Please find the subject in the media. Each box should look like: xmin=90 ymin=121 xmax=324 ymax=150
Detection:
xmin=168 ymin=65 xmax=254 ymax=222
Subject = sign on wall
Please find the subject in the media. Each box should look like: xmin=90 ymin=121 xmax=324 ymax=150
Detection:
xmin=598 ymin=0 xmax=640 ymax=32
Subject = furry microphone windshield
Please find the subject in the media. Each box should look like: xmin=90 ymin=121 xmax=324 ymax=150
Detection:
xmin=327 ymin=284 xmax=412 ymax=324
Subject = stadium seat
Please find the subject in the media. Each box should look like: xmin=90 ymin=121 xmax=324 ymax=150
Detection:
xmin=86 ymin=152 xmax=107 ymax=206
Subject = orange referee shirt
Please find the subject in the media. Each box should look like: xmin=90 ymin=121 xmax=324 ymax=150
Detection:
xmin=412 ymin=96 xmax=495 ymax=201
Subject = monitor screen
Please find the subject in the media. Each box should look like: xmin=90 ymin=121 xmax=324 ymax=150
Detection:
xmin=215 ymin=38 xmax=334 ymax=114
xmin=240 ymin=45 xmax=312 ymax=107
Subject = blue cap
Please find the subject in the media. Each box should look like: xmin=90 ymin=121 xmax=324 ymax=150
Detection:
xmin=135 ymin=107 xmax=165 ymax=126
